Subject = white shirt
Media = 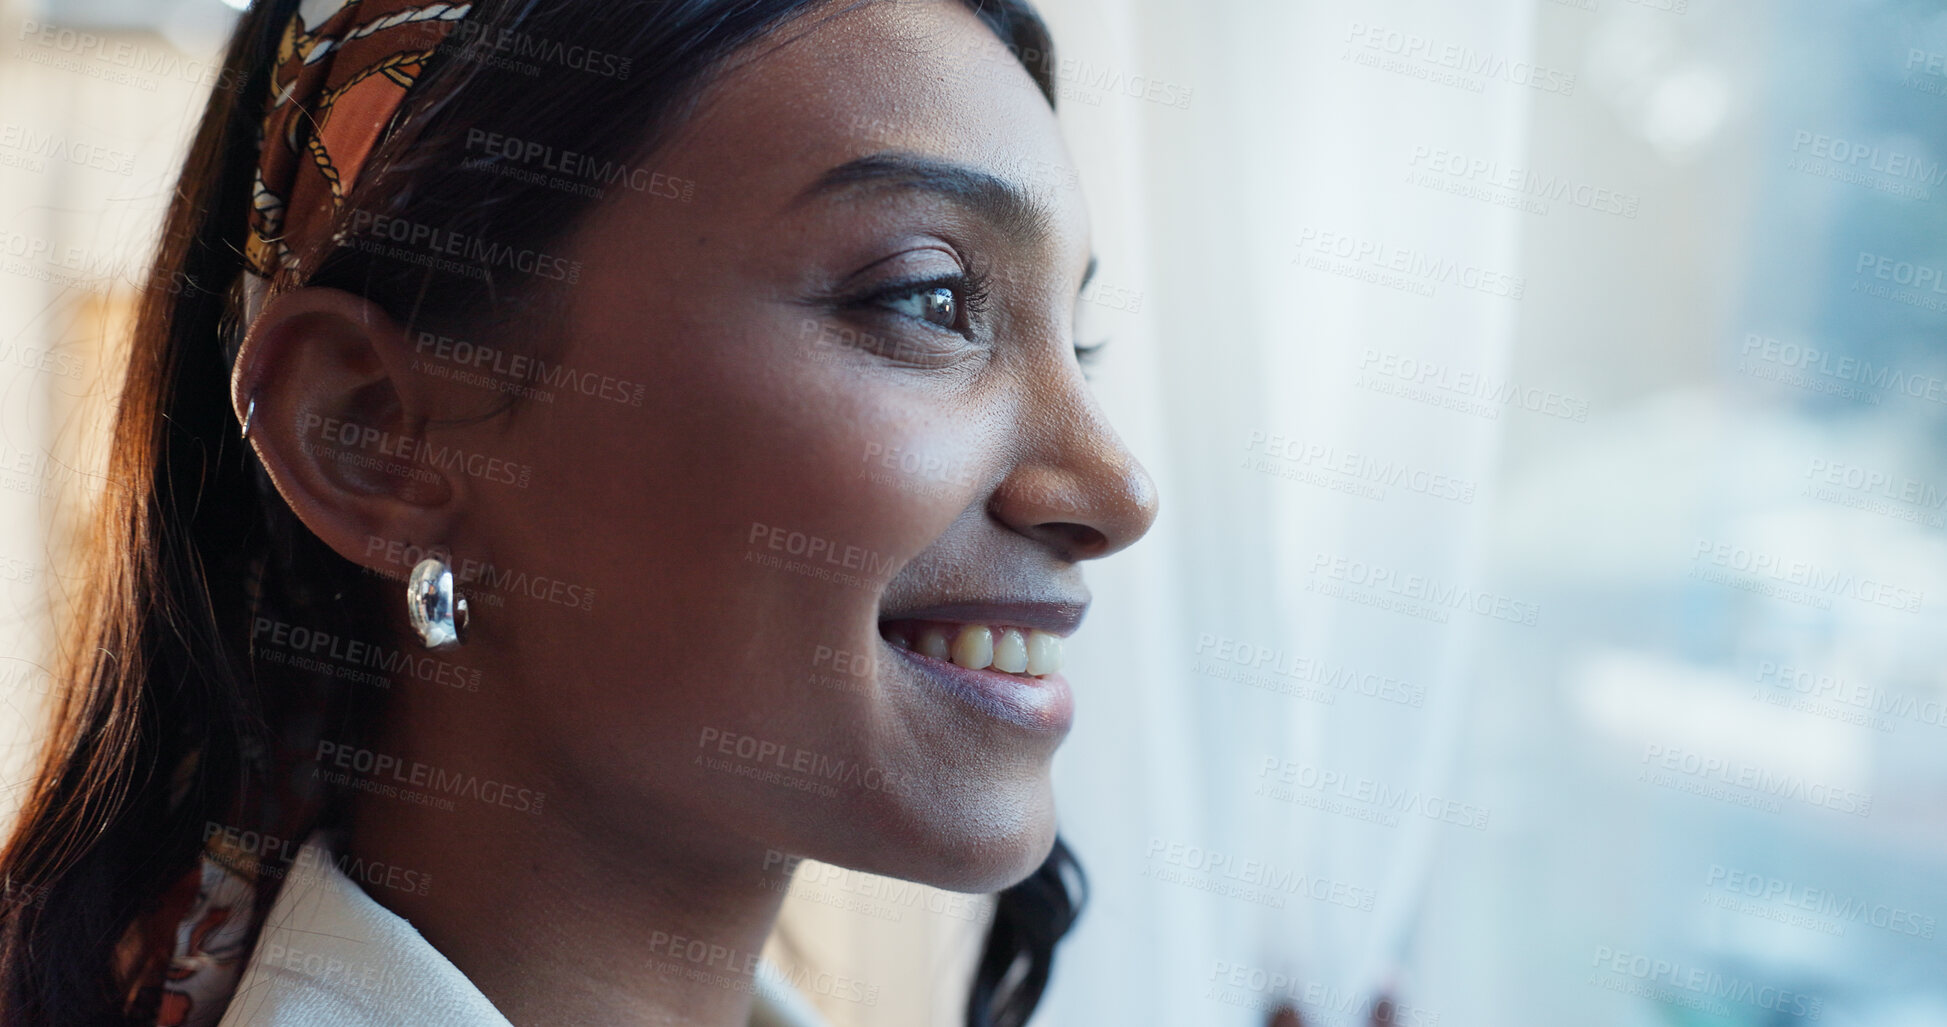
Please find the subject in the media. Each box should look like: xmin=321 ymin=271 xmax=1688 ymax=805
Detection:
xmin=217 ymin=832 xmax=830 ymax=1027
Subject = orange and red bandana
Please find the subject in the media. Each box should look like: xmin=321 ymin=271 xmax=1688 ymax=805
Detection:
xmin=118 ymin=3 xmax=470 ymax=1024
xmin=236 ymin=0 xmax=470 ymax=331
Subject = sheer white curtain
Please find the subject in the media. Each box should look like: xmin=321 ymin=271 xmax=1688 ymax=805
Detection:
xmin=1028 ymin=0 xmax=1536 ymax=1022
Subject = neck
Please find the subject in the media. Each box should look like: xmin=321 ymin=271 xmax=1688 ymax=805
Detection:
xmin=341 ymin=719 xmax=794 ymax=1026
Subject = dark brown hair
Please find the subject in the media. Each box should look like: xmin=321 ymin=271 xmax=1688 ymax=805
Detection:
xmin=0 ymin=1 xmax=1083 ymax=1024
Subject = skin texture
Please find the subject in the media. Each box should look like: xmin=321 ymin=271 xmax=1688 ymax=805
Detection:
xmin=231 ymin=1 xmax=1157 ymax=1023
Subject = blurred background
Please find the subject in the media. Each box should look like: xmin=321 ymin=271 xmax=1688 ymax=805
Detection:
xmin=4 ymin=0 xmax=1946 ymax=1023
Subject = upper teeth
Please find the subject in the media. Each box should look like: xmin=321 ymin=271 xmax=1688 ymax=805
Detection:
xmin=883 ymin=621 xmax=1063 ymax=677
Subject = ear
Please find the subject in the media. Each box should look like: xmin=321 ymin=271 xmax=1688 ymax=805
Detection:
xmin=231 ymin=286 xmax=467 ymax=577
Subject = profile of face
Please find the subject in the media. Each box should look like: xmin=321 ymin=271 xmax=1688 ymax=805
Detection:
xmin=244 ymin=0 xmax=1158 ymax=896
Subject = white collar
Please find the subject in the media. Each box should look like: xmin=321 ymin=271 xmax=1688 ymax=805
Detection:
xmin=217 ymin=831 xmax=830 ymax=1027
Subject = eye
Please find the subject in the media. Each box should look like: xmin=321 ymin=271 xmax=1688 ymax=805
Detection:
xmin=878 ymin=285 xmax=958 ymax=330
xmin=857 ymin=269 xmax=990 ymax=340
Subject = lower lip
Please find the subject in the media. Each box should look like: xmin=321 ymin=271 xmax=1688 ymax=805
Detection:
xmin=884 ymin=642 xmax=1074 ymax=735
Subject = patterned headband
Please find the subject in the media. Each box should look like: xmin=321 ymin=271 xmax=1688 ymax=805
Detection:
xmin=234 ymin=0 xmax=473 ymax=336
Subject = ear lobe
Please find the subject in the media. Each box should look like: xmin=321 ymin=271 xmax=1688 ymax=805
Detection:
xmin=231 ymin=286 xmax=466 ymax=574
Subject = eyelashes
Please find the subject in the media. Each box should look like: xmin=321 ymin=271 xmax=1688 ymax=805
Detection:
xmin=1074 ymin=338 xmax=1107 ymax=374
xmin=854 ymin=268 xmax=992 ymax=340
xmin=843 ymin=263 xmax=1110 ymax=375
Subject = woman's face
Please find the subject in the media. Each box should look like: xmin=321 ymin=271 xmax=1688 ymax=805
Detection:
xmin=443 ymin=0 xmax=1156 ymax=891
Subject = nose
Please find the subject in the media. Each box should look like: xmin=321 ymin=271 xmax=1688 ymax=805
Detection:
xmin=988 ymin=376 xmax=1160 ymax=563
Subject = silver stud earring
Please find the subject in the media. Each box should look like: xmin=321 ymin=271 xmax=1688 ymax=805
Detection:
xmin=240 ymin=395 xmax=257 ymax=441
xmin=406 ymin=555 xmax=469 ymax=649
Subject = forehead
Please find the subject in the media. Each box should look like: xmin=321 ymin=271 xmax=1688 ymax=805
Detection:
xmin=669 ymin=0 xmax=1087 ymax=242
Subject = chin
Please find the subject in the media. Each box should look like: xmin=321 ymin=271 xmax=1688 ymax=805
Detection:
xmin=850 ymin=783 xmax=1062 ymax=895
xmin=952 ymin=820 xmax=1060 ymax=894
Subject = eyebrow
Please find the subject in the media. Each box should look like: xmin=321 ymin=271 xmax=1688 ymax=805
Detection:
xmin=792 ymin=150 xmax=1098 ymax=294
xmin=790 ymin=150 xmax=1055 ymax=247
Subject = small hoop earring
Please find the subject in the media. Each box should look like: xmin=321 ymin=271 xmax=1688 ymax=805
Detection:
xmin=239 ymin=396 xmax=257 ymax=441
xmin=406 ymin=555 xmax=469 ymax=649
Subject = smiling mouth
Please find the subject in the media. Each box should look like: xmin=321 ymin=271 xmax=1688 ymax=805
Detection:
xmin=878 ymin=620 xmax=1064 ymax=677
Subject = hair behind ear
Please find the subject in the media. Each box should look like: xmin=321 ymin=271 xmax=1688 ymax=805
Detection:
xmin=0 ymin=0 xmax=309 ymax=1021
xmin=967 ymin=836 xmax=1085 ymax=1027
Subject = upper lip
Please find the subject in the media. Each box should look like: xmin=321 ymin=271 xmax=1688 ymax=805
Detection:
xmin=877 ymin=599 xmax=1090 ymax=638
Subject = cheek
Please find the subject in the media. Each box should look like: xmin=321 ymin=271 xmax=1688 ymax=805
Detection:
xmin=850 ymin=433 xmax=986 ymax=521
xmin=470 ymin=366 xmax=1053 ymax=881
xmin=482 ymin=325 xmax=988 ymax=706
xmin=646 ymin=333 xmax=990 ymax=579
